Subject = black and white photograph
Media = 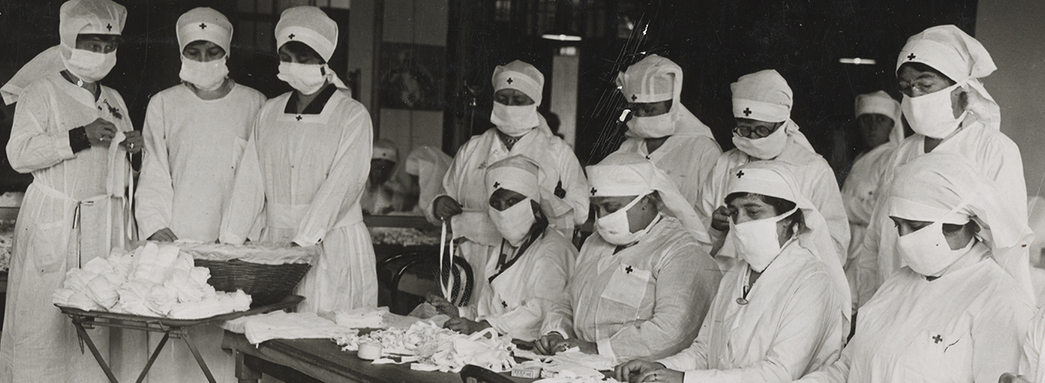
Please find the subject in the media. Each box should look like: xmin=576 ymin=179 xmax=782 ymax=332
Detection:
xmin=0 ymin=0 xmax=1042 ymax=382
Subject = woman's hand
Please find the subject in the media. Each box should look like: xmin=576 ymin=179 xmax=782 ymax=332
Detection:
xmin=121 ymin=130 xmax=143 ymax=154
xmin=433 ymin=196 xmax=463 ymax=220
xmin=710 ymin=205 xmax=732 ymax=232
xmin=443 ymin=318 xmax=491 ymax=335
xmin=424 ymin=293 xmax=459 ymax=318
xmin=84 ymin=118 xmax=117 ymax=147
xmin=615 ymin=360 xmax=666 ymax=383
xmin=562 ymin=338 xmax=597 ymax=355
xmin=635 ymin=368 xmax=682 ymax=383
xmin=148 ymin=228 xmax=178 ymax=242
xmin=535 ymin=332 xmax=567 ymax=355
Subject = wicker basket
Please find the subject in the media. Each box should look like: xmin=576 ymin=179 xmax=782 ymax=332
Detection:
xmin=179 ymin=243 xmax=318 ymax=307
xmin=193 ymin=259 xmax=311 ymax=307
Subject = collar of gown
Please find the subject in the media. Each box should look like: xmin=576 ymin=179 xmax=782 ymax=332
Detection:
xmin=284 ymin=84 xmax=337 ymax=115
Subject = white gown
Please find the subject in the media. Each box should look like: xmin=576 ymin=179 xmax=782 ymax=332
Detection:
xmin=436 ymin=124 xmax=588 ymax=302
xmin=131 ymin=83 xmax=265 ymax=383
xmin=799 ymin=243 xmax=1034 ymax=383
xmin=840 ymin=142 xmax=896 ymax=306
xmin=614 ymin=122 xmax=722 ymax=206
xmin=699 ymin=136 xmax=850 ymax=265
xmin=851 ymin=121 xmax=1030 ymax=307
xmin=541 ymin=217 xmax=722 ymax=364
xmin=136 ymin=83 xmax=266 ymax=242
xmin=220 ymin=86 xmax=376 ymax=313
xmin=1 ymin=73 xmax=133 ymax=383
xmin=657 ymin=241 xmax=847 ymax=383
xmin=1020 ymin=306 xmax=1045 ymax=383
xmin=460 ymin=228 xmax=576 ymax=341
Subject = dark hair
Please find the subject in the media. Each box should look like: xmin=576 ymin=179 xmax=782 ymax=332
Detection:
xmin=725 ymin=192 xmax=805 ymax=229
xmin=898 ymin=62 xmax=955 ymax=85
xmin=279 ymin=41 xmax=326 ymax=64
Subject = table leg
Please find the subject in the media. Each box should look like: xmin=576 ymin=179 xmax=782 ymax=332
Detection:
xmin=135 ymin=333 xmax=170 ymax=383
xmin=72 ymin=320 xmax=120 ymax=383
xmin=181 ymin=331 xmax=218 ymax=383
xmin=235 ymin=351 xmax=262 ymax=383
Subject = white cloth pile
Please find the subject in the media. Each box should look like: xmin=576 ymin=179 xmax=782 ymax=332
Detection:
xmin=52 ymin=242 xmax=252 ymax=319
xmin=334 ymin=321 xmax=517 ymax=373
xmin=223 ymin=311 xmax=355 ymax=344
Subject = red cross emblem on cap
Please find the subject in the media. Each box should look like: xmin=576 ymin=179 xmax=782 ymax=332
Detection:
xmin=493 ymin=182 xmax=500 ymax=189
xmin=908 ymin=53 xmax=916 ymax=60
xmin=736 ymin=170 xmax=745 ymax=178
xmin=288 ymin=33 xmax=295 ymax=39
xmin=631 ymin=94 xmax=638 ymax=101
xmin=506 ymin=78 xmax=513 ymax=84
xmin=199 ymin=23 xmax=207 ymax=29
xmin=106 ymin=23 xmax=113 ymax=31
xmin=743 ymin=107 xmax=752 ymax=116
xmin=590 ymin=187 xmax=597 ymax=195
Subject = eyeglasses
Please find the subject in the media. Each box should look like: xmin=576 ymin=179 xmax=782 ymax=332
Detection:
xmin=733 ymin=125 xmax=777 ymax=138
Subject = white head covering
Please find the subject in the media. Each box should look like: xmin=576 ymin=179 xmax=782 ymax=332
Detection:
xmin=274 ymin=6 xmax=348 ymax=91
xmin=886 ymin=152 xmax=1033 ymax=298
xmin=372 ymin=139 xmax=399 ymax=163
xmin=403 ymin=146 xmax=453 ymax=219
xmin=586 ymin=152 xmax=710 ymax=243
xmin=616 ymin=54 xmax=714 ymax=139
xmin=896 ymin=25 xmax=1000 ymax=131
xmin=730 ymin=69 xmax=815 ymax=152
xmin=485 ymin=155 xmax=540 ymax=200
xmin=723 ymin=160 xmax=851 ymax=316
xmin=176 ymin=8 xmax=232 ymax=55
xmin=1 ymin=0 xmax=126 ymax=104
xmin=492 ymin=60 xmax=544 ymax=106
xmin=855 ymin=90 xmax=905 ymax=145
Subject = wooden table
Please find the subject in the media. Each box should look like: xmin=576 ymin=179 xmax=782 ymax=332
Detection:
xmin=223 ymin=331 xmax=536 ymax=383
xmin=58 ymin=295 xmax=304 ymax=383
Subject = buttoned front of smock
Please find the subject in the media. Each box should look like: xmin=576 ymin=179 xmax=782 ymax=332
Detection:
xmin=799 ymin=243 xmax=1033 ymax=383
xmin=657 ymin=241 xmax=847 ymax=383
xmin=541 ymin=217 xmax=721 ymax=364
xmin=220 ymin=87 xmax=376 ymax=313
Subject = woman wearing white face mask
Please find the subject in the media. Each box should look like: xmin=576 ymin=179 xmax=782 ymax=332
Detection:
xmin=431 ymin=60 xmax=589 ymax=312
xmin=611 ymin=54 xmax=722 ymax=206
xmin=535 ymin=152 xmax=721 ymax=364
xmin=615 ymin=161 xmax=849 ymax=383
xmin=0 ymin=1 xmax=138 ymax=381
xmin=130 ymin=8 xmax=266 ymax=383
xmin=220 ymin=6 xmax=377 ymax=313
xmin=849 ymin=25 xmax=1030 ymax=309
xmin=699 ymin=70 xmax=849 ymax=272
xmin=797 ymin=152 xmax=1034 ymax=383
xmin=425 ymin=155 xmax=577 ymax=341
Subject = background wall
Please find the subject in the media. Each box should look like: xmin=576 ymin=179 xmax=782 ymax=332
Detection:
xmin=976 ymin=0 xmax=1045 ymax=198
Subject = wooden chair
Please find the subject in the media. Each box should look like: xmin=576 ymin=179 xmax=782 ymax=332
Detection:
xmin=377 ymin=251 xmax=473 ymax=314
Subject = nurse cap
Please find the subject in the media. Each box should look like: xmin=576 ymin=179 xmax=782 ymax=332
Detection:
xmin=492 ymin=60 xmax=545 ymax=106
xmin=616 ymin=54 xmax=678 ymax=104
xmin=731 ymin=69 xmax=792 ymax=123
xmin=177 ymin=8 xmax=233 ymax=56
xmin=372 ymin=139 xmax=398 ymax=163
xmin=855 ymin=90 xmax=904 ymax=144
xmin=275 ymin=6 xmax=338 ymax=62
xmin=485 ymin=155 xmax=540 ymax=200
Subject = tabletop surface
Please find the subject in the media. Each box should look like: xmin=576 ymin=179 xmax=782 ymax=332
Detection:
xmin=57 ymin=295 xmax=305 ymax=327
xmin=223 ymin=330 xmax=537 ymax=383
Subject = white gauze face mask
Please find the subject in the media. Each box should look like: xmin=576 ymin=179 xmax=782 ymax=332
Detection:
xmin=488 ymin=197 xmax=537 ymax=247
xmin=627 ymin=112 xmax=675 ymax=138
xmin=727 ymin=206 xmax=798 ymax=272
xmin=732 ymin=121 xmax=788 ymax=160
xmin=180 ymin=56 xmax=229 ymax=91
xmin=895 ymin=198 xmax=976 ymax=277
xmin=490 ymin=102 xmax=540 ymax=136
xmin=901 ymin=82 xmax=969 ymax=139
xmin=63 ymin=46 xmax=117 ymax=83
xmin=277 ymin=62 xmax=328 ymax=94
xmin=595 ymin=194 xmax=658 ymax=246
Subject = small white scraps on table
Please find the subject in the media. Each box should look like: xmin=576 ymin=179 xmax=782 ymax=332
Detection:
xmin=223 ymin=311 xmax=356 ymax=345
xmin=335 ymin=320 xmax=516 ymax=373
xmin=511 ymin=348 xmax=620 ymax=383
xmin=52 ymin=242 xmax=251 ymax=319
